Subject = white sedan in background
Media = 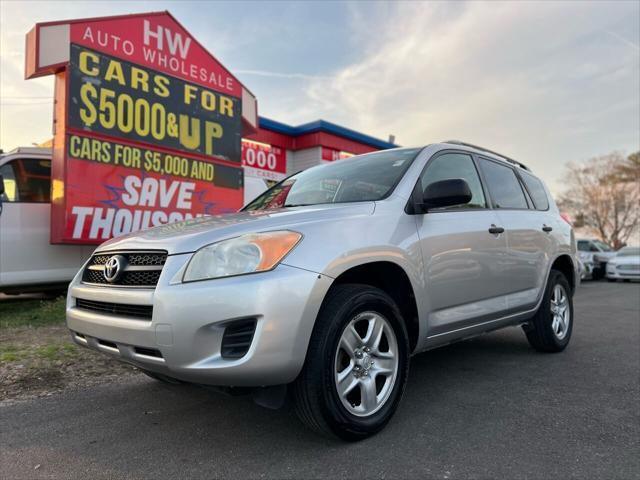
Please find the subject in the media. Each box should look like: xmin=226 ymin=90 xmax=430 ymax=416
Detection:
xmin=606 ymin=247 xmax=640 ymax=282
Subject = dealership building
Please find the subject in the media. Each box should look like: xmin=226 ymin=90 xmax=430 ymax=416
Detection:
xmin=241 ymin=116 xmax=397 ymax=195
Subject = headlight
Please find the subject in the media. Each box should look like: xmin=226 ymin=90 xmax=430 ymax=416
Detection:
xmin=183 ymin=231 xmax=302 ymax=282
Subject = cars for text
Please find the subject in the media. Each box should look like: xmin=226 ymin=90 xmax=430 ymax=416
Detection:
xmin=66 ymin=141 xmax=579 ymax=440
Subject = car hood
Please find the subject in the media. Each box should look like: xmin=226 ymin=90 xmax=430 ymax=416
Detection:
xmin=594 ymin=251 xmax=617 ymax=261
xmin=96 ymin=202 xmax=376 ymax=255
xmin=611 ymin=255 xmax=640 ymax=265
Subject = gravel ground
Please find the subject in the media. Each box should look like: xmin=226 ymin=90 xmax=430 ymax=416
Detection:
xmin=0 ymin=324 xmax=137 ymax=403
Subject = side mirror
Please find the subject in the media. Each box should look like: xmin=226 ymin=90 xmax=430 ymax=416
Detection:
xmin=0 ymin=174 xmax=4 ymax=196
xmin=422 ymin=178 xmax=472 ymax=210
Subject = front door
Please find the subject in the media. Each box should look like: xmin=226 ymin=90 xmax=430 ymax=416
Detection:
xmin=414 ymin=151 xmax=509 ymax=336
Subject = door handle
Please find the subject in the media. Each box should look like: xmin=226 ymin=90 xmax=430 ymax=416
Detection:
xmin=542 ymin=225 xmax=553 ymax=232
xmin=488 ymin=225 xmax=504 ymax=234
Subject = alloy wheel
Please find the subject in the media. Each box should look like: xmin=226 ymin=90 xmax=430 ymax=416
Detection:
xmin=550 ymin=284 xmax=570 ymax=340
xmin=334 ymin=311 xmax=399 ymax=417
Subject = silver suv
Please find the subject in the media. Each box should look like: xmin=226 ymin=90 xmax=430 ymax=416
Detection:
xmin=67 ymin=141 xmax=579 ymax=440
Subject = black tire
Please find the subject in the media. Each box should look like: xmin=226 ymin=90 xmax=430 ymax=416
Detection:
xmin=607 ymin=278 xmax=617 ymax=283
xmin=592 ymin=267 xmax=605 ymax=281
xmin=292 ymin=284 xmax=410 ymax=441
xmin=141 ymin=369 xmax=183 ymax=385
xmin=524 ymin=270 xmax=573 ymax=353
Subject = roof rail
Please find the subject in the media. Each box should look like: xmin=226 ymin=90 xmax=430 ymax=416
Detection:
xmin=442 ymin=140 xmax=529 ymax=171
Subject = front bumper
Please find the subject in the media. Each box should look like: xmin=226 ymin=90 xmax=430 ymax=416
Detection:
xmin=606 ymin=265 xmax=640 ymax=280
xmin=66 ymin=254 xmax=332 ymax=386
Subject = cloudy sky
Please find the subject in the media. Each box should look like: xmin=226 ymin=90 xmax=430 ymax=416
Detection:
xmin=1 ymin=0 xmax=638 ymax=193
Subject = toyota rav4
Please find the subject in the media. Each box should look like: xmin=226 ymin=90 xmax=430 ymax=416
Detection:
xmin=66 ymin=141 xmax=579 ymax=440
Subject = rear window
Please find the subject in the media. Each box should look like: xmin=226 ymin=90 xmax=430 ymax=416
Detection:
xmin=521 ymin=171 xmax=549 ymax=210
xmin=478 ymin=158 xmax=528 ymax=209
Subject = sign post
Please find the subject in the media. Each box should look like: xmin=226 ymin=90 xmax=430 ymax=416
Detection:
xmin=25 ymin=11 xmax=258 ymax=243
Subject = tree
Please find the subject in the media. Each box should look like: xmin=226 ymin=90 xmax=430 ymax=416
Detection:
xmin=558 ymin=151 xmax=640 ymax=249
xmin=612 ymin=151 xmax=640 ymax=183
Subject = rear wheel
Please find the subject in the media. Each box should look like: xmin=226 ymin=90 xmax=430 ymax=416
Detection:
xmin=592 ymin=267 xmax=605 ymax=280
xmin=293 ymin=284 xmax=410 ymax=441
xmin=524 ymin=270 xmax=573 ymax=352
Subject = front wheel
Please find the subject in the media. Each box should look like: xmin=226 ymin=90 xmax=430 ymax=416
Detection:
xmin=524 ymin=270 xmax=573 ymax=352
xmin=293 ymin=284 xmax=410 ymax=441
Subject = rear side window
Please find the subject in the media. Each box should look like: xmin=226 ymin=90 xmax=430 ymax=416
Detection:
xmin=478 ymin=158 xmax=528 ymax=209
xmin=0 ymin=158 xmax=51 ymax=203
xmin=521 ymin=171 xmax=549 ymax=210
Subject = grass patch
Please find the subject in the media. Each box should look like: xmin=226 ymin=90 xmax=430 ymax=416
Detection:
xmin=0 ymin=342 xmax=79 ymax=362
xmin=0 ymin=296 xmax=66 ymax=328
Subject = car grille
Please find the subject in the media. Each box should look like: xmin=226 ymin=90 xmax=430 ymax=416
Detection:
xmin=617 ymin=264 xmax=639 ymax=271
xmin=82 ymin=250 xmax=167 ymax=288
xmin=75 ymin=298 xmax=153 ymax=319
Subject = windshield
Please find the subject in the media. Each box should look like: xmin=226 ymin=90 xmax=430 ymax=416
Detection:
xmin=618 ymin=247 xmax=640 ymax=257
xmin=243 ymin=148 xmax=421 ymax=210
xmin=592 ymin=240 xmax=612 ymax=251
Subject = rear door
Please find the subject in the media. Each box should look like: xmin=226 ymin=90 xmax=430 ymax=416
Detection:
xmin=0 ymin=156 xmax=90 ymax=288
xmin=414 ymin=151 xmax=509 ymax=336
xmin=477 ymin=157 xmax=550 ymax=311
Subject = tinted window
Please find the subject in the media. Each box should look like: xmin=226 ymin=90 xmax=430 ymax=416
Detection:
xmin=420 ymin=153 xmax=486 ymax=209
xmin=592 ymin=240 xmax=612 ymax=252
xmin=479 ymin=158 xmax=528 ymax=209
xmin=577 ymin=240 xmax=590 ymax=252
xmin=0 ymin=158 xmax=51 ymax=203
xmin=244 ymin=148 xmax=420 ymax=210
xmin=521 ymin=171 xmax=549 ymax=210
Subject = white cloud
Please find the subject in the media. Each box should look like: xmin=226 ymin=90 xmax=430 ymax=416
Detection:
xmin=295 ymin=1 xmax=640 ymax=193
xmin=1 ymin=1 xmax=638 ymax=195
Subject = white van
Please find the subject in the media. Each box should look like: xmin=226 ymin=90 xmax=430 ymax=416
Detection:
xmin=0 ymin=147 xmax=269 ymax=293
xmin=0 ymin=148 xmax=92 ymax=294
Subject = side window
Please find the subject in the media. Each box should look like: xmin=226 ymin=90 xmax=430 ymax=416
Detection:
xmin=420 ymin=153 xmax=487 ymax=209
xmin=0 ymin=162 xmax=18 ymax=201
xmin=577 ymin=240 xmax=589 ymax=252
xmin=478 ymin=158 xmax=528 ymax=209
xmin=521 ymin=171 xmax=549 ymax=210
xmin=0 ymin=159 xmax=51 ymax=203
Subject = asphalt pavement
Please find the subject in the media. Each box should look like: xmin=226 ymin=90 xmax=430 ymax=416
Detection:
xmin=1 ymin=281 xmax=638 ymax=479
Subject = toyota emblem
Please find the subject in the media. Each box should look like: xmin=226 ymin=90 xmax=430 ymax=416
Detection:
xmin=103 ymin=255 xmax=126 ymax=282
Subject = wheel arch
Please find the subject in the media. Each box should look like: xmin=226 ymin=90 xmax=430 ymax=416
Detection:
xmin=549 ymin=254 xmax=577 ymax=294
xmin=327 ymin=260 xmax=421 ymax=353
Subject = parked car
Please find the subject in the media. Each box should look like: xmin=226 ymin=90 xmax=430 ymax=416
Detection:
xmin=606 ymin=246 xmax=640 ymax=282
xmin=66 ymin=141 xmax=579 ymax=440
xmin=0 ymin=147 xmax=92 ymax=294
xmin=577 ymin=238 xmax=616 ymax=280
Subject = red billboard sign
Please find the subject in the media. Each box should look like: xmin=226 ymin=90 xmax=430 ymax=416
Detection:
xmin=241 ymin=140 xmax=287 ymax=181
xmin=321 ymin=147 xmax=354 ymax=162
xmin=25 ymin=12 xmax=258 ymax=244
